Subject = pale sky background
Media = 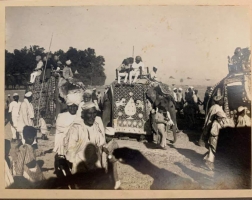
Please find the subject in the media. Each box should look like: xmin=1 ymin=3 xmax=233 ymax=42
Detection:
xmin=5 ymin=6 xmax=250 ymax=86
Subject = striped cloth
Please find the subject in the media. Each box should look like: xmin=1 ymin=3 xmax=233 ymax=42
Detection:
xmin=14 ymin=144 xmax=44 ymax=182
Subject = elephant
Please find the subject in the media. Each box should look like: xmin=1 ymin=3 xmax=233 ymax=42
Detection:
xmin=101 ymin=82 xmax=178 ymax=143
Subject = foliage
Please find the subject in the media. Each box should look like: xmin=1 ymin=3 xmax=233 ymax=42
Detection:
xmin=5 ymin=46 xmax=106 ymax=87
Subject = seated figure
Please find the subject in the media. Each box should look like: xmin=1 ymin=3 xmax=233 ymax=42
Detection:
xmin=115 ymin=59 xmax=131 ymax=86
xmin=129 ymin=56 xmax=144 ymax=85
xmin=236 ymin=106 xmax=251 ymax=127
xmin=29 ymin=55 xmax=43 ymax=84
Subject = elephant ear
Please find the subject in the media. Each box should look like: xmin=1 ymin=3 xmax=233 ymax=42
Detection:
xmin=146 ymin=86 xmax=157 ymax=103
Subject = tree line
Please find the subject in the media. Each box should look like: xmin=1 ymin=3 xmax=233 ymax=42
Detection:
xmin=5 ymin=45 xmax=107 ymax=89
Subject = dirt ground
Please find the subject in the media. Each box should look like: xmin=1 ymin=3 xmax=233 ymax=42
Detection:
xmin=4 ymin=89 xmax=251 ymax=189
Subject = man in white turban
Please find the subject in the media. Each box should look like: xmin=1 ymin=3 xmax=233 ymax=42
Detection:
xmin=63 ymin=101 xmax=121 ymax=189
xmin=63 ymin=60 xmax=73 ymax=80
xmin=53 ymin=92 xmax=81 ymax=156
xmin=150 ymin=66 xmax=159 ymax=82
xmin=29 ymin=55 xmax=44 ymax=84
xmin=236 ymin=106 xmax=251 ymax=127
xmin=204 ymin=110 xmax=235 ymax=170
xmin=77 ymin=90 xmax=93 ymax=117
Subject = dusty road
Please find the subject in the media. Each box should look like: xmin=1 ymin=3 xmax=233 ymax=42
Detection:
xmin=5 ymin=121 xmax=250 ymax=189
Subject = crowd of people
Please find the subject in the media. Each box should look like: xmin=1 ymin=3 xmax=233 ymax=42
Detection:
xmin=5 ymin=53 xmax=251 ymax=189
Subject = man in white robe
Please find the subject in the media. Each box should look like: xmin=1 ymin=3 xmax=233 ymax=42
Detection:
xmin=198 ymin=95 xmax=225 ymax=147
xmin=204 ymin=110 xmax=235 ymax=170
xmin=17 ymin=92 xmax=35 ymax=145
xmin=29 ymin=56 xmax=44 ymax=84
xmin=129 ymin=56 xmax=145 ymax=85
xmin=53 ymin=93 xmax=81 ymax=156
xmin=8 ymin=93 xmax=21 ymax=142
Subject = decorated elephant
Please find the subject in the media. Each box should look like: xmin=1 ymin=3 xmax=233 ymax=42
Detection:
xmin=101 ymin=81 xmax=178 ymax=143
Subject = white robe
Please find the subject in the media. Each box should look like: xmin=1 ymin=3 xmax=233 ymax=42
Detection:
xmin=64 ymin=116 xmax=106 ymax=173
xmin=53 ymin=112 xmax=77 ymax=155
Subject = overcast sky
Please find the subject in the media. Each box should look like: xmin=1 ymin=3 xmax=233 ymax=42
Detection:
xmin=6 ymin=6 xmax=250 ymax=85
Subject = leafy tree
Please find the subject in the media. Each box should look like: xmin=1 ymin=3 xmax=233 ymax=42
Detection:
xmin=6 ymin=46 xmax=107 ymax=87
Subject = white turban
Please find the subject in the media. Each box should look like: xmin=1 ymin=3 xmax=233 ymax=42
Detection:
xmin=238 ymin=106 xmax=247 ymax=112
xmin=25 ymin=91 xmax=32 ymax=97
xmin=178 ymin=88 xmax=182 ymax=91
xmin=66 ymin=92 xmax=83 ymax=106
xmin=84 ymin=89 xmax=92 ymax=95
xmin=66 ymin=60 xmax=72 ymax=66
xmin=13 ymin=93 xmax=19 ymax=96
xmin=173 ymin=88 xmax=177 ymax=91
xmin=81 ymin=102 xmax=96 ymax=110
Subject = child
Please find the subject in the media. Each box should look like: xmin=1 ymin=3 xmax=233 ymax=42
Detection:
xmin=13 ymin=126 xmax=45 ymax=186
xmin=38 ymin=111 xmax=49 ymax=140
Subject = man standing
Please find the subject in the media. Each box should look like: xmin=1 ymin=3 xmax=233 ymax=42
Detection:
xmin=17 ymin=92 xmax=35 ymax=145
xmin=77 ymin=89 xmax=93 ymax=117
xmin=92 ymin=88 xmax=100 ymax=111
xmin=129 ymin=56 xmax=144 ymax=85
xmin=204 ymin=110 xmax=234 ymax=170
xmin=173 ymin=88 xmax=178 ymax=102
xmin=6 ymin=94 xmax=11 ymax=109
xmin=5 ymin=94 xmax=11 ymax=125
xmin=8 ymin=93 xmax=21 ymax=142
xmin=150 ymin=66 xmax=159 ymax=82
xmin=176 ymin=88 xmax=184 ymax=116
xmin=198 ymin=95 xmax=224 ymax=147
xmin=63 ymin=60 xmax=73 ymax=80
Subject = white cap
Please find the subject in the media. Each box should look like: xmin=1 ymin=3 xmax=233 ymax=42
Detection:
xmin=173 ymin=88 xmax=177 ymax=91
xmin=66 ymin=60 xmax=72 ymax=65
xmin=24 ymin=91 xmax=32 ymax=97
xmin=7 ymin=94 xmax=10 ymax=97
xmin=13 ymin=93 xmax=19 ymax=96
xmin=178 ymin=88 xmax=182 ymax=91
xmin=93 ymin=88 xmax=96 ymax=91
xmin=238 ymin=106 xmax=247 ymax=112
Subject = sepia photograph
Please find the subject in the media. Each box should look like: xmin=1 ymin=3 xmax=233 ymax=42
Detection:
xmin=3 ymin=2 xmax=251 ymax=195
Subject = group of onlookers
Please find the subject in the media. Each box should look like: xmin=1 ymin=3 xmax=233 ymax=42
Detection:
xmin=5 ymin=80 xmax=121 ymax=189
xmin=28 ymin=54 xmax=74 ymax=85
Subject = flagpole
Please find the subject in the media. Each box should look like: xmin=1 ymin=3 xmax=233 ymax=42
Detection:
xmin=36 ymin=33 xmax=53 ymax=126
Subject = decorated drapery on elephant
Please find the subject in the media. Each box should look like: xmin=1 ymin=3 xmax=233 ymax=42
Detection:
xmin=101 ymin=80 xmax=178 ymax=142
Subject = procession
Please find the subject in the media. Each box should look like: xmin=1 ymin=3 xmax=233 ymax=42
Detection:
xmin=5 ymin=46 xmax=251 ymax=189
xmin=4 ymin=6 xmax=251 ymax=190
